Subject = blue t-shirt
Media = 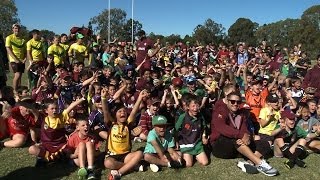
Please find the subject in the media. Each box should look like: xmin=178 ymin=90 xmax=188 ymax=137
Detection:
xmin=144 ymin=129 xmax=175 ymax=154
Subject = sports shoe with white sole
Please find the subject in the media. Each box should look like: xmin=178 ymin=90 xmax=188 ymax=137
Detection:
xmin=237 ymin=161 xmax=259 ymax=174
xmin=149 ymin=164 xmax=159 ymax=172
xmin=256 ymin=160 xmax=278 ymax=177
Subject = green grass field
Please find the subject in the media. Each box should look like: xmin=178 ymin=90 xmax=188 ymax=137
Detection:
xmin=1 ymin=142 xmax=320 ymax=180
xmin=2 ymin=66 xmax=320 ymax=180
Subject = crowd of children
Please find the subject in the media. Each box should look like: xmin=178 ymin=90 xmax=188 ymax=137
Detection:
xmin=1 ymin=26 xmax=320 ymax=179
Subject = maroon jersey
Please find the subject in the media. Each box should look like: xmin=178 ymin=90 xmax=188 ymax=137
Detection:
xmin=135 ymin=38 xmax=153 ymax=68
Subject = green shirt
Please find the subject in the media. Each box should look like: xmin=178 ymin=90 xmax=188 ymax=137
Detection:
xmin=144 ymin=129 xmax=175 ymax=154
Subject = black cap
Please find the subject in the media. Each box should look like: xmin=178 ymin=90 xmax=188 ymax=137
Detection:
xmin=267 ymin=93 xmax=279 ymax=103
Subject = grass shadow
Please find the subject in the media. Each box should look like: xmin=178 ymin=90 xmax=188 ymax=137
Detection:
xmin=2 ymin=161 xmax=77 ymax=180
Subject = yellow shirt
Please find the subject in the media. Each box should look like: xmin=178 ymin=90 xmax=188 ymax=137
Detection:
xmin=68 ymin=43 xmax=88 ymax=62
xmin=108 ymin=123 xmax=130 ymax=155
xmin=26 ymin=38 xmax=44 ymax=62
xmin=258 ymin=107 xmax=280 ymax=136
xmin=60 ymin=43 xmax=70 ymax=51
xmin=5 ymin=34 xmax=26 ymax=62
xmin=48 ymin=44 xmax=66 ymax=65
xmin=45 ymin=110 xmax=69 ymax=129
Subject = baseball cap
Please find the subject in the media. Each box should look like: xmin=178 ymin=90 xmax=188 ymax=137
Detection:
xmin=92 ymin=42 xmax=99 ymax=47
xmin=186 ymin=76 xmax=196 ymax=84
xmin=152 ymin=115 xmax=169 ymax=126
xmin=267 ymin=93 xmax=279 ymax=103
xmin=281 ymin=110 xmax=296 ymax=120
xmin=76 ymin=33 xmax=84 ymax=39
xmin=92 ymin=95 xmax=101 ymax=103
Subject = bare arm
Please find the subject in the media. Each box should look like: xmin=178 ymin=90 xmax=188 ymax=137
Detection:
xmin=82 ymin=71 xmax=98 ymax=87
xmin=101 ymin=88 xmax=114 ymax=124
xmin=135 ymin=58 xmax=146 ymax=72
xmin=112 ymin=82 xmax=127 ymax=100
xmin=160 ymin=89 xmax=168 ymax=108
xmin=65 ymin=98 xmax=85 ymax=114
xmin=6 ymin=47 xmax=19 ymax=63
xmin=128 ymin=90 xmax=148 ymax=124
xmin=170 ymin=86 xmax=180 ymax=108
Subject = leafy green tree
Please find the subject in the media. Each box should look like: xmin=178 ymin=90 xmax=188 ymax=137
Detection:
xmin=164 ymin=34 xmax=182 ymax=45
xmin=301 ymin=5 xmax=320 ymax=31
xmin=0 ymin=0 xmax=20 ymax=36
xmin=123 ymin=18 xmax=142 ymax=42
xmin=192 ymin=18 xmax=225 ymax=45
xmin=254 ymin=19 xmax=300 ymax=48
xmin=40 ymin=29 xmax=55 ymax=40
xmin=228 ymin=18 xmax=258 ymax=46
xmin=89 ymin=8 xmax=142 ymax=42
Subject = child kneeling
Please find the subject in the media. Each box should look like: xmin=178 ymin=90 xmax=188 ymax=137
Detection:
xmin=144 ymin=115 xmax=182 ymax=172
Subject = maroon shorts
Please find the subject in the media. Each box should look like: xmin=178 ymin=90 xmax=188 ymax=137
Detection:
xmin=10 ymin=62 xmax=25 ymax=73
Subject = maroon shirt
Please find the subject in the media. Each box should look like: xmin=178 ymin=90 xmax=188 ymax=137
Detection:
xmin=138 ymin=110 xmax=153 ymax=135
xmin=302 ymin=65 xmax=320 ymax=97
xmin=210 ymin=105 xmax=249 ymax=144
xmin=135 ymin=38 xmax=153 ymax=69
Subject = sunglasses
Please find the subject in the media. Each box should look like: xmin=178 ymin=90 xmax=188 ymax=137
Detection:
xmin=228 ymin=99 xmax=242 ymax=105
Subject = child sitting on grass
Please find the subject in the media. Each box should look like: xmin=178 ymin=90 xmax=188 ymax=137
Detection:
xmin=296 ymin=104 xmax=320 ymax=152
xmin=175 ymin=94 xmax=209 ymax=167
xmin=66 ymin=116 xmax=99 ymax=180
xmin=144 ymin=115 xmax=182 ymax=172
xmin=1 ymin=97 xmax=39 ymax=149
xmin=101 ymin=88 xmax=148 ymax=180
xmin=272 ymin=110 xmax=320 ymax=169
xmin=28 ymin=97 xmax=86 ymax=166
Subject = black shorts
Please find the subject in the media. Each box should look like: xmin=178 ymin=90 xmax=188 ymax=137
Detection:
xmin=105 ymin=152 xmax=129 ymax=162
xmin=211 ymin=136 xmax=242 ymax=159
xmin=258 ymin=133 xmax=274 ymax=142
xmin=10 ymin=62 xmax=25 ymax=73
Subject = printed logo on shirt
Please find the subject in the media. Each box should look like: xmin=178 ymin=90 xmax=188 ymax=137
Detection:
xmin=184 ymin=123 xmax=191 ymax=130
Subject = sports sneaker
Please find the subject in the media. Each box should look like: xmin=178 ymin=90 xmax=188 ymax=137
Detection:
xmin=87 ymin=169 xmax=96 ymax=180
xmin=108 ymin=170 xmax=121 ymax=180
xmin=256 ymin=160 xmax=278 ymax=176
xmin=284 ymin=159 xmax=295 ymax=169
xmin=149 ymin=164 xmax=159 ymax=172
xmin=237 ymin=161 xmax=259 ymax=174
xmin=77 ymin=167 xmax=87 ymax=180
xmin=295 ymin=159 xmax=307 ymax=168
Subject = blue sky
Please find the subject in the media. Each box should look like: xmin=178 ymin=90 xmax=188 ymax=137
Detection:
xmin=16 ymin=0 xmax=319 ymax=37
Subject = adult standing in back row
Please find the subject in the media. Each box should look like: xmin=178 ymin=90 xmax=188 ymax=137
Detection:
xmin=302 ymin=54 xmax=320 ymax=99
xmin=6 ymin=24 xmax=26 ymax=93
xmin=135 ymin=30 xmax=159 ymax=74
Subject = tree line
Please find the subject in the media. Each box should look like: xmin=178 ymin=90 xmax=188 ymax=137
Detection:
xmin=1 ymin=0 xmax=319 ymax=58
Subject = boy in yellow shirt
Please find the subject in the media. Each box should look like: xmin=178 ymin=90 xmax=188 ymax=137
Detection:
xmin=255 ymin=93 xmax=281 ymax=158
